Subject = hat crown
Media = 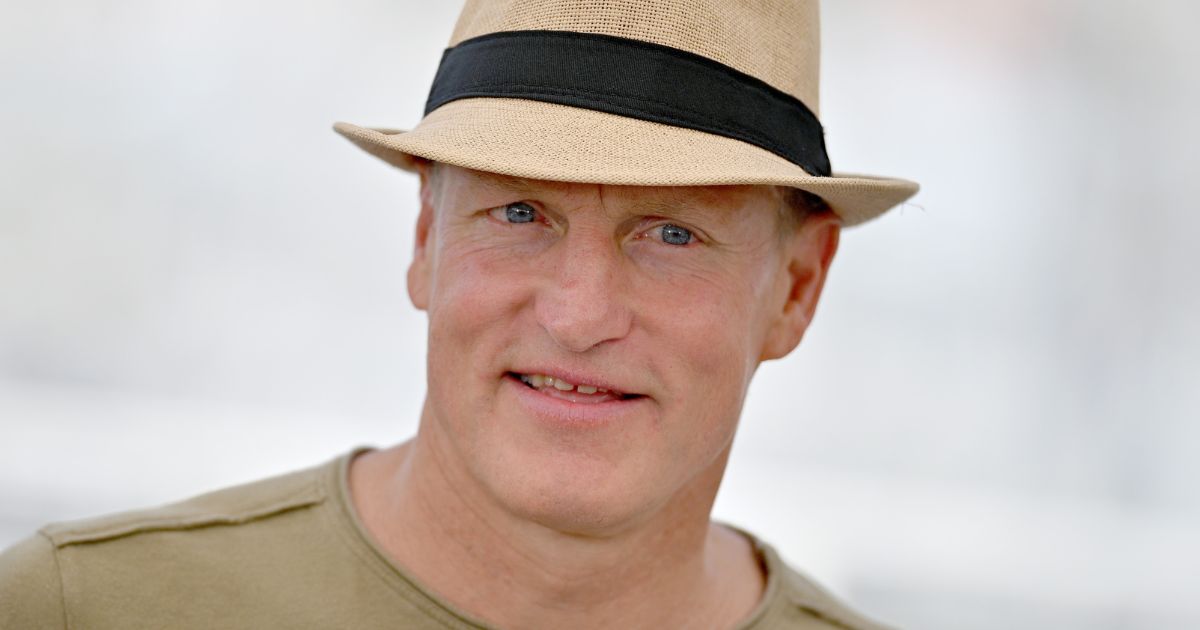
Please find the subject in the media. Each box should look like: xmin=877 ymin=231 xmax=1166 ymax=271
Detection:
xmin=449 ymin=0 xmax=822 ymax=116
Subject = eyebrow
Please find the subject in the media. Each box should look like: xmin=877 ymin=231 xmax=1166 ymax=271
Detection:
xmin=468 ymin=170 xmax=544 ymax=196
xmin=467 ymin=169 xmax=742 ymax=224
xmin=628 ymin=193 xmax=737 ymax=226
xmin=628 ymin=197 xmax=694 ymax=217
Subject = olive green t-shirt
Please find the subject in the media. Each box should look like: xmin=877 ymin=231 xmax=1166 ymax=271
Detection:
xmin=0 ymin=449 xmax=891 ymax=629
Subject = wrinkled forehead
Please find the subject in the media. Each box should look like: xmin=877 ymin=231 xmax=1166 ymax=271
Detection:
xmin=430 ymin=162 xmax=783 ymax=217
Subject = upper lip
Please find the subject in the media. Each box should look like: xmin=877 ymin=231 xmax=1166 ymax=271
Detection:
xmin=508 ymin=367 xmax=642 ymax=397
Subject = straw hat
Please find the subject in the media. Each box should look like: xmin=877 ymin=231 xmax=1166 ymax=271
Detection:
xmin=333 ymin=0 xmax=918 ymax=226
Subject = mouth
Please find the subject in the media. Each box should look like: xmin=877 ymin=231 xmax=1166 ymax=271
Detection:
xmin=505 ymin=372 xmax=644 ymax=404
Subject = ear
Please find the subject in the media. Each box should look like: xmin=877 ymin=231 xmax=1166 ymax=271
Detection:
xmin=407 ymin=162 xmax=437 ymax=311
xmin=759 ymin=212 xmax=841 ymax=361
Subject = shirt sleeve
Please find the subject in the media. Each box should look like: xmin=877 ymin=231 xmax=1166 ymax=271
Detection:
xmin=0 ymin=532 xmax=67 ymax=629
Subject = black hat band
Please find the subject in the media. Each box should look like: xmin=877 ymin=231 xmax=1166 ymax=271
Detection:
xmin=425 ymin=30 xmax=832 ymax=177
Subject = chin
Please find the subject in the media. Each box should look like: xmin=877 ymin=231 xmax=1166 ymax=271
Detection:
xmin=480 ymin=448 xmax=663 ymax=536
xmin=502 ymin=484 xmax=649 ymax=536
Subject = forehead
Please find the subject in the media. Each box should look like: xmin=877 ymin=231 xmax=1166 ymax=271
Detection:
xmin=436 ymin=164 xmax=781 ymax=217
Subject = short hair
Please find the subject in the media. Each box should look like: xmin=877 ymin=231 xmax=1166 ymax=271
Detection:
xmin=420 ymin=158 xmax=442 ymax=192
xmin=776 ymin=186 xmax=833 ymax=237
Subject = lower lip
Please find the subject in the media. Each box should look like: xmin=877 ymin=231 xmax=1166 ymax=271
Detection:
xmin=504 ymin=374 xmax=649 ymax=426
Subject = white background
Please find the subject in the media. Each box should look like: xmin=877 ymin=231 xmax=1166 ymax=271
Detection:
xmin=2 ymin=1 xmax=1198 ymax=628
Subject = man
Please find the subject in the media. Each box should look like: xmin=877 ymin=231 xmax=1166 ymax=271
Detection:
xmin=0 ymin=1 xmax=917 ymax=628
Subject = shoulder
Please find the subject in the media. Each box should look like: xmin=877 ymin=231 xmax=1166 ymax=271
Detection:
xmin=733 ymin=527 xmax=899 ymax=630
xmin=775 ymin=561 xmax=898 ymax=630
xmin=39 ymin=458 xmax=328 ymax=549
xmin=0 ymin=532 xmax=65 ymax=629
xmin=0 ymin=454 xmax=343 ymax=628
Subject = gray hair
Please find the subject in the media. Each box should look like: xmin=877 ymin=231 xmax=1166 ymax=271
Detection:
xmin=776 ymin=186 xmax=833 ymax=237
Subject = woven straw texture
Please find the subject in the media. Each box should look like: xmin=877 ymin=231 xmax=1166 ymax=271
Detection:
xmin=334 ymin=0 xmax=919 ymax=227
xmin=450 ymin=0 xmax=821 ymax=114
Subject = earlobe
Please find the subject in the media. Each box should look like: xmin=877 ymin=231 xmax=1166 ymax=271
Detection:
xmin=759 ymin=214 xmax=841 ymax=361
xmin=407 ymin=162 xmax=437 ymax=311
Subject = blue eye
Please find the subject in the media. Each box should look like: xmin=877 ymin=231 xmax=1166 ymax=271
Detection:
xmin=658 ymin=224 xmax=693 ymax=246
xmin=503 ymin=202 xmax=536 ymax=223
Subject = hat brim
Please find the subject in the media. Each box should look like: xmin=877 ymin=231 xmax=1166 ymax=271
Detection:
xmin=333 ymin=98 xmax=918 ymax=227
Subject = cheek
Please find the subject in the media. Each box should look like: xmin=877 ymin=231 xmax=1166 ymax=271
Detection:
xmin=635 ymin=258 xmax=771 ymax=369
xmin=424 ymin=236 xmax=537 ymax=410
xmin=631 ymin=263 xmax=772 ymax=450
xmin=428 ymin=235 xmax=532 ymax=334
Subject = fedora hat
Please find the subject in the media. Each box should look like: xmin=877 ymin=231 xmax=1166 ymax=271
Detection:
xmin=333 ymin=0 xmax=918 ymax=226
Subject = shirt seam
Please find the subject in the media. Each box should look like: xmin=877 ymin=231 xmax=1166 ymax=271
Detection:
xmin=796 ymin=605 xmax=884 ymax=630
xmin=45 ymin=485 xmax=325 ymax=548
xmin=37 ymin=531 xmax=70 ymax=630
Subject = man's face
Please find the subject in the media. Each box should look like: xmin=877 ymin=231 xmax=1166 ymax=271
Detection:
xmin=409 ymin=164 xmax=837 ymax=534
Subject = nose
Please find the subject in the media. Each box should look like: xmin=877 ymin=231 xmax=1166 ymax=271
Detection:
xmin=534 ymin=227 xmax=633 ymax=353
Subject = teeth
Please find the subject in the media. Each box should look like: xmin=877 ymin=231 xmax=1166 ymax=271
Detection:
xmin=518 ymin=373 xmax=614 ymax=395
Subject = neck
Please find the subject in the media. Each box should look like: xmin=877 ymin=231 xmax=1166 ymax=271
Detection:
xmin=349 ymin=409 xmax=764 ymax=629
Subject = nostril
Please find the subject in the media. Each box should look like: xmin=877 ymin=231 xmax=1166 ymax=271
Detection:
xmin=535 ymin=298 xmax=633 ymax=353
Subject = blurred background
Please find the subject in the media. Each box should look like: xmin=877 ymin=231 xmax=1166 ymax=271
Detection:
xmin=2 ymin=1 xmax=1197 ymax=628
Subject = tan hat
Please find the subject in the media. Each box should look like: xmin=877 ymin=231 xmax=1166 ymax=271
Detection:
xmin=333 ymin=0 xmax=918 ymax=227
